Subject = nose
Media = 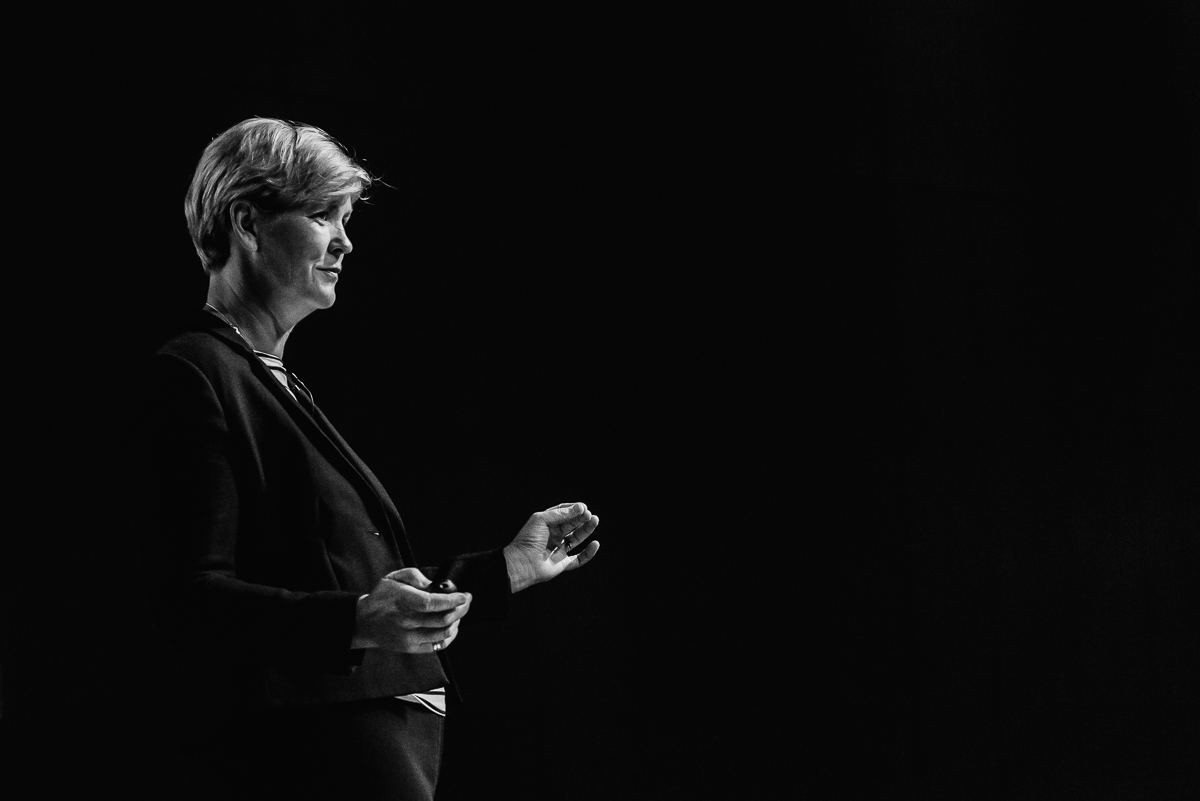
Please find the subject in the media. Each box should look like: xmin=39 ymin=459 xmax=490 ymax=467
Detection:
xmin=331 ymin=221 xmax=353 ymax=255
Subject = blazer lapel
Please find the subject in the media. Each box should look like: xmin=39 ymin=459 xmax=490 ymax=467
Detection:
xmin=196 ymin=313 xmax=414 ymax=566
xmin=308 ymin=404 xmax=418 ymax=567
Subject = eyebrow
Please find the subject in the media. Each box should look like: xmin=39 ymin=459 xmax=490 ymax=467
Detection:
xmin=313 ymin=200 xmax=352 ymax=215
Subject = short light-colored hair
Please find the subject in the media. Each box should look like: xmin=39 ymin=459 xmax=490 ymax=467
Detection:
xmin=185 ymin=117 xmax=373 ymax=272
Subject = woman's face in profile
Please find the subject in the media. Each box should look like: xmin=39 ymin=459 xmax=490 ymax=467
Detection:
xmin=255 ymin=194 xmax=355 ymax=314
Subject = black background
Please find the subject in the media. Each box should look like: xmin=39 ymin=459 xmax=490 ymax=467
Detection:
xmin=801 ymin=3 xmax=1199 ymax=798
xmin=8 ymin=10 xmax=765 ymax=799
xmin=5 ymin=4 xmax=1200 ymax=798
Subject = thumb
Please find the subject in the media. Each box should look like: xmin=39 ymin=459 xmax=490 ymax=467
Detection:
xmin=546 ymin=502 xmax=586 ymax=518
xmin=385 ymin=567 xmax=432 ymax=589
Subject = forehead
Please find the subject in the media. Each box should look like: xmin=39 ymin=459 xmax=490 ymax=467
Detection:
xmin=303 ymin=194 xmax=356 ymax=213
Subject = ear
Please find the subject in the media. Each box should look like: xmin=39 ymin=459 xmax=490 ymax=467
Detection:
xmin=228 ymin=200 xmax=260 ymax=253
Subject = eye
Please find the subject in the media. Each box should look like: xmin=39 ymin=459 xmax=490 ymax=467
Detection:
xmin=312 ymin=207 xmax=351 ymax=226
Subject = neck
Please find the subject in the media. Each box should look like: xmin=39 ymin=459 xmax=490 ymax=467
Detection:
xmin=206 ymin=270 xmax=297 ymax=358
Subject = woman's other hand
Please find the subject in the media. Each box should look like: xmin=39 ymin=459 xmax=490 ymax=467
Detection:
xmin=352 ymin=568 xmax=472 ymax=652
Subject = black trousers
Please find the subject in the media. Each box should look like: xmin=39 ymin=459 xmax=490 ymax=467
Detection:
xmin=182 ymin=697 xmax=445 ymax=800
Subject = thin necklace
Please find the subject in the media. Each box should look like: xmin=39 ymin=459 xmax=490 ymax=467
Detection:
xmin=205 ymin=303 xmax=314 ymax=409
xmin=203 ymin=303 xmax=310 ymax=405
xmin=203 ymin=302 xmax=257 ymax=351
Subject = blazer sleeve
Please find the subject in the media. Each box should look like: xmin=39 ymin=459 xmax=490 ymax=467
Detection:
xmin=134 ymin=352 xmax=361 ymax=674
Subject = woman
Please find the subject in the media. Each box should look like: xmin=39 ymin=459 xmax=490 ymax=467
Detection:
xmin=134 ymin=117 xmax=599 ymax=799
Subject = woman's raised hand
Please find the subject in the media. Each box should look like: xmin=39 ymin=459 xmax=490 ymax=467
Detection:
xmin=503 ymin=502 xmax=601 ymax=593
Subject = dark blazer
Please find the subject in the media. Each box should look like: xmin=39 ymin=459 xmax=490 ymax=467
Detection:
xmin=132 ymin=310 xmax=509 ymax=710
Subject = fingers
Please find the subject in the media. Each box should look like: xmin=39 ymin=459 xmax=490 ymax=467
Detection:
xmin=386 ymin=567 xmax=432 ymax=588
xmin=429 ymin=620 xmax=461 ymax=652
xmin=545 ymin=502 xmax=587 ymax=523
xmin=552 ymin=512 xmax=600 ymax=555
xmin=385 ymin=619 xmax=461 ymax=654
xmin=571 ymin=513 xmax=600 ymax=546
xmin=370 ymin=601 xmax=467 ymax=653
xmin=406 ymin=604 xmax=470 ymax=630
xmin=386 ymin=568 xmax=467 ymax=605
xmin=383 ymin=575 xmax=471 ymax=614
xmin=554 ymin=508 xmax=596 ymax=546
xmin=563 ymin=540 xmax=600 ymax=571
xmin=362 ymin=572 xmax=474 ymax=652
xmin=407 ymin=592 xmax=472 ymax=628
xmin=369 ymin=579 xmax=471 ymax=631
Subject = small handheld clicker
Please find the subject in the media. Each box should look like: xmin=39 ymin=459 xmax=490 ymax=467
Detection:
xmin=428 ymin=561 xmax=458 ymax=594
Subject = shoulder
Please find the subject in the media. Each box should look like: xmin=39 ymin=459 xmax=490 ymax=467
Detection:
xmin=151 ymin=317 xmax=253 ymax=380
xmin=157 ymin=330 xmax=239 ymax=368
xmin=136 ymin=317 xmax=259 ymax=405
